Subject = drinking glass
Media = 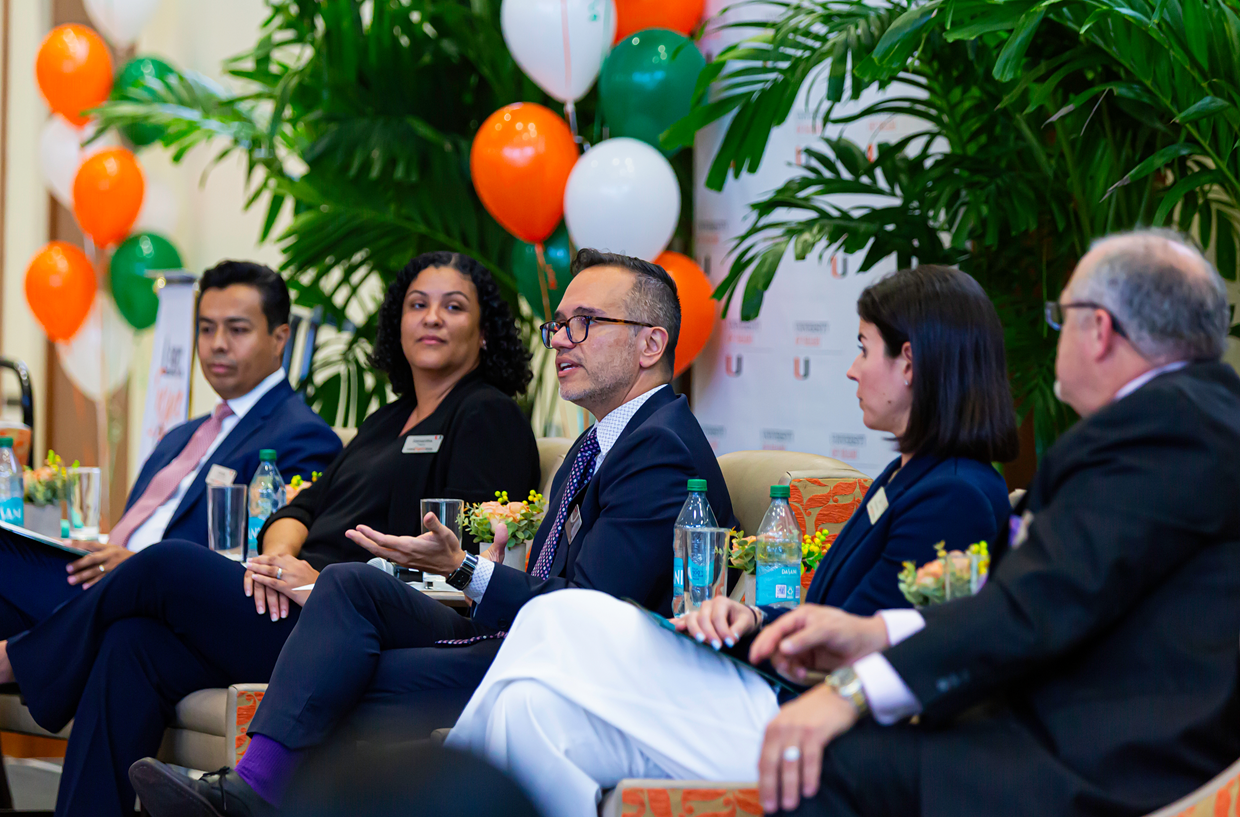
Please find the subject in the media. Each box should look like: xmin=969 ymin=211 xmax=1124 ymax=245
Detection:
xmin=683 ymin=526 xmax=729 ymax=613
xmin=208 ymin=485 xmax=248 ymax=561
xmin=420 ymin=498 xmax=464 ymax=586
xmin=67 ymin=466 xmax=102 ymax=541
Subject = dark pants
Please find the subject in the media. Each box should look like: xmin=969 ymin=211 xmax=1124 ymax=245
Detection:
xmin=248 ymin=562 xmax=501 ymax=750
xmin=6 ymin=541 xmax=302 ymax=817
xmin=778 ymin=720 xmax=921 ymax=817
xmin=0 ymin=528 xmax=80 ymax=639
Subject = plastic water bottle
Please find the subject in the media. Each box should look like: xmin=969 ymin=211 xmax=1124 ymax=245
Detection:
xmin=247 ymin=449 xmax=285 ymax=556
xmin=673 ymin=478 xmax=716 ymax=615
xmin=0 ymin=438 xmax=22 ymax=527
xmin=755 ymin=485 xmax=802 ymax=609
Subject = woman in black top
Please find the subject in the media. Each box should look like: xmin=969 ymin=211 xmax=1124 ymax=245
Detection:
xmin=0 ymin=252 xmax=539 ymax=817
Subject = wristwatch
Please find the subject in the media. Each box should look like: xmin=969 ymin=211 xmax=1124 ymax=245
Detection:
xmin=445 ymin=553 xmax=479 ymax=591
xmin=825 ymin=666 xmax=870 ymax=717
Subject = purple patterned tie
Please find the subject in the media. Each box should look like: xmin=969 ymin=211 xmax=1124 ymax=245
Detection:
xmin=530 ymin=426 xmax=600 ymax=580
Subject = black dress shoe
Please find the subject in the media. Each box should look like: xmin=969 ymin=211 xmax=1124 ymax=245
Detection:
xmin=129 ymin=758 xmax=276 ymax=817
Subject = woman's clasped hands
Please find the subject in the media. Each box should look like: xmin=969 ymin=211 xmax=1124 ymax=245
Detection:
xmin=244 ymin=554 xmax=319 ymax=620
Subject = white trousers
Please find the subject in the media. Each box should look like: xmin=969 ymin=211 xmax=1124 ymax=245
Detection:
xmin=446 ymin=590 xmax=781 ymax=817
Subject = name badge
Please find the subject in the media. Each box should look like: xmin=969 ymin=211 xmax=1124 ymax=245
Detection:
xmin=205 ymin=464 xmax=236 ymax=487
xmin=866 ymin=486 xmax=889 ymax=525
xmin=566 ymin=505 xmax=583 ymax=543
xmin=402 ymin=434 xmax=443 ymax=454
xmin=1012 ymin=510 xmax=1034 ymax=549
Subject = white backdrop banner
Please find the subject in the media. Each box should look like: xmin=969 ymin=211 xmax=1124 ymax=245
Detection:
xmin=690 ymin=3 xmax=922 ymax=478
xmin=137 ymin=280 xmax=196 ymax=469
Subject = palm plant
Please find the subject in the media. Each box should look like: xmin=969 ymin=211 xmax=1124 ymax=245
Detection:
xmin=93 ymin=0 xmax=551 ymax=425
xmin=671 ymin=0 xmax=1178 ymax=453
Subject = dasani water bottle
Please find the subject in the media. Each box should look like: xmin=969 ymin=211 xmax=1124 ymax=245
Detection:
xmin=755 ymin=485 xmax=802 ymax=609
xmin=0 ymin=437 xmax=22 ymax=527
xmin=672 ymin=478 xmax=716 ymax=615
xmin=248 ymin=449 xmax=285 ymax=555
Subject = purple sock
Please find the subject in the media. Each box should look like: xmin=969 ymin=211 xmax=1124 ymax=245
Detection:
xmin=234 ymin=734 xmax=303 ymax=807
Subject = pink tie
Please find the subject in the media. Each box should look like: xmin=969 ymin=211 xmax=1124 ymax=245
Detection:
xmin=110 ymin=403 xmax=235 ymax=549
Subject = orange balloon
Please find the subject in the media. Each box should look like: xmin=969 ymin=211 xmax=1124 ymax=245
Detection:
xmin=657 ymin=251 xmax=716 ymax=377
xmin=614 ymin=0 xmax=705 ymax=42
xmin=471 ymin=103 xmax=579 ymax=244
xmin=25 ymin=242 xmax=97 ymax=341
xmin=73 ymin=147 xmax=145 ymax=247
xmin=36 ymin=24 xmax=114 ymax=127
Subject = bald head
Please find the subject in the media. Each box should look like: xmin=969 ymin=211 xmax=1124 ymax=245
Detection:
xmin=1069 ymin=229 xmax=1228 ymax=362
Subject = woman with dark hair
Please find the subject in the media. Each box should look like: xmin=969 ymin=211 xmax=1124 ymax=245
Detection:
xmin=443 ymin=264 xmax=1019 ymax=817
xmin=0 ymin=252 xmax=539 ymax=817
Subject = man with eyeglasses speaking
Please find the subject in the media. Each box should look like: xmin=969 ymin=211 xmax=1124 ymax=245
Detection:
xmin=129 ymin=249 xmax=736 ymax=817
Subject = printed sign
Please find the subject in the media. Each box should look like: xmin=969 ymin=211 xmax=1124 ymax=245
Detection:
xmin=137 ymin=280 xmax=196 ymax=471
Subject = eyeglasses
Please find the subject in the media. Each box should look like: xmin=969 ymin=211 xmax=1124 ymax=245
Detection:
xmin=1044 ymin=301 xmax=1129 ymax=339
xmin=539 ymin=315 xmax=655 ymax=348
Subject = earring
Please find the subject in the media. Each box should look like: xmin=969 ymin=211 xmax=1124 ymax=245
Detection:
xmin=904 ymin=380 xmax=909 ymax=386
xmin=481 ymin=340 xmax=488 ymax=350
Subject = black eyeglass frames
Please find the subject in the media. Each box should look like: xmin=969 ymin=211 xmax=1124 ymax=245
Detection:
xmin=539 ymin=315 xmax=656 ymax=348
xmin=1044 ymin=301 xmax=1129 ymax=339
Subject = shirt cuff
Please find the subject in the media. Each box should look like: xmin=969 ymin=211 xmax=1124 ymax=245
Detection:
xmin=464 ymin=555 xmax=495 ymax=602
xmin=853 ymin=652 xmax=921 ymax=725
xmin=878 ymin=608 xmax=925 ymax=646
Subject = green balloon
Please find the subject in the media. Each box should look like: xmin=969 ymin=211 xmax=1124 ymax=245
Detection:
xmin=110 ymin=233 xmax=183 ymax=330
xmin=599 ymin=29 xmax=706 ymax=156
xmin=512 ymin=224 xmax=572 ymax=321
xmin=112 ymin=56 xmax=176 ymax=147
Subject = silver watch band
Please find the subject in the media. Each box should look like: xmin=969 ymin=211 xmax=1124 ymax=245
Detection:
xmin=446 ymin=553 xmax=478 ymax=590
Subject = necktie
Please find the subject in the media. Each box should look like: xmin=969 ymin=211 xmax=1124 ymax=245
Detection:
xmin=530 ymin=427 xmax=600 ymax=580
xmin=110 ymin=403 xmax=235 ymax=549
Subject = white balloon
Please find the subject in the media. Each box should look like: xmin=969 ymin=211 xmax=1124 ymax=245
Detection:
xmin=134 ymin=178 xmax=180 ymax=235
xmin=56 ymin=295 xmax=134 ymax=402
xmin=84 ymin=0 xmax=160 ymax=47
xmin=38 ymin=116 xmax=117 ymax=208
xmin=564 ymin=137 xmax=681 ymax=261
xmin=501 ymin=0 xmax=616 ymax=103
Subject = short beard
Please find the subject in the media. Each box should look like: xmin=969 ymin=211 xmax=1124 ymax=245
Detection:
xmin=559 ymin=345 xmax=637 ymax=415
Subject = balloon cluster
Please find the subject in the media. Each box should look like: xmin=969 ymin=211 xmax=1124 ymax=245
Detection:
xmin=480 ymin=0 xmax=715 ymax=375
xmin=26 ymin=2 xmax=182 ymax=402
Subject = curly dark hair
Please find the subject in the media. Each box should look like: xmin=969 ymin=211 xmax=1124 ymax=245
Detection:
xmin=370 ymin=252 xmax=533 ymax=398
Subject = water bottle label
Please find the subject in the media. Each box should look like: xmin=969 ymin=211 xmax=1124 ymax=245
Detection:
xmin=673 ymin=556 xmax=684 ymax=597
xmin=756 ymin=563 xmax=801 ymax=606
xmin=248 ymin=516 xmax=266 ymax=551
xmin=0 ymin=496 xmax=22 ymax=526
xmin=688 ymin=559 xmax=712 ymax=590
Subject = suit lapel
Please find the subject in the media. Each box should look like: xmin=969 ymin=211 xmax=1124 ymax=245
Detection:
xmin=524 ymin=432 xmax=587 ymax=571
xmin=126 ymin=419 xmax=205 ymax=512
xmin=165 ymin=381 xmax=293 ymax=531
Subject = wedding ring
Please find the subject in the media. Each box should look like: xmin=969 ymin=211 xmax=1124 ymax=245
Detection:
xmin=782 ymin=746 xmax=801 ymax=763
xmin=276 ymin=567 xmax=283 ymax=580
xmin=98 ymin=565 xmax=106 ymax=573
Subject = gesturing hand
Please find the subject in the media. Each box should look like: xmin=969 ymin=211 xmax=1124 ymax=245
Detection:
xmin=758 ymin=683 xmax=860 ymax=813
xmin=67 ymin=543 xmax=133 ymax=589
xmin=245 ymin=554 xmax=320 ymax=618
xmin=344 ymin=512 xmax=466 ymax=576
xmin=481 ymin=522 xmax=510 ymax=564
xmin=748 ymin=605 xmax=889 ymax=683
xmin=673 ymin=597 xmax=759 ymax=649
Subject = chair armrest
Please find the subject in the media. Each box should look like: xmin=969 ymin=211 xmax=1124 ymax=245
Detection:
xmin=227 ymin=684 xmax=269 ymax=767
xmin=600 ymin=780 xmax=760 ymax=817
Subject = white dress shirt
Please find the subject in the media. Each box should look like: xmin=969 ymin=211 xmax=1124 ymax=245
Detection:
xmin=464 ymin=385 xmax=670 ymax=601
xmin=853 ymin=361 xmax=1189 ymax=723
xmin=126 ymin=368 xmax=288 ymax=552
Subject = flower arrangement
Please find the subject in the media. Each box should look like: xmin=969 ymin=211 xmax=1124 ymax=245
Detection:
xmin=23 ymin=450 xmax=73 ymax=506
xmin=898 ymin=541 xmax=990 ymax=608
xmin=728 ymin=528 xmax=831 ymax=575
xmin=459 ymin=490 xmax=546 ymax=549
xmin=285 ymin=471 xmax=322 ymax=502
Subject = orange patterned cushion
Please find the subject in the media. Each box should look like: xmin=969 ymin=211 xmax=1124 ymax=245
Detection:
xmin=789 ymin=477 xmax=871 ymax=538
xmin=1170 ymin=772 xmax=1240 ymax=817
xmin=233 ymin=689 xmax=265 ymax=765
xmin=620 ymin=786 xmax=762 ymax=817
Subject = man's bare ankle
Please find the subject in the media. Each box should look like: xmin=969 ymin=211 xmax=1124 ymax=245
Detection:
xmin=0 ymin=640 xmax=14 ymax=685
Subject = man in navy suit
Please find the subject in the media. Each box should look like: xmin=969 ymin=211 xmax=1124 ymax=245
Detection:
xmin=0 ymin=261 xmax=341 ymax=640
xmin=128 ymin=249 xmax=735 ymax=817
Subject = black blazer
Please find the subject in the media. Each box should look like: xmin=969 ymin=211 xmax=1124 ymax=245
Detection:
xmin=789 ymin=453 xmax=1010 ymax=617
xmin=884 ymin=361 xmax=1240 ymax=816
xmin=473 ymin=387 xmax=737 ymax=630
xmin=265 ymin=370 xmax=540 ymax=570
xmin=127 ymin=379 xmax=341 ymax=546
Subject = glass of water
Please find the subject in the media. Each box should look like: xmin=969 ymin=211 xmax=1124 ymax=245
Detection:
xmin=208 ymin=485 xmax=248 ymax=561
xmin=419 ymin=498 xmax=464 ymax=585
xmin=67 ymin=467 xmax=102 ymax=541
xmin=683 ymin=526 xmax=729 ymax=613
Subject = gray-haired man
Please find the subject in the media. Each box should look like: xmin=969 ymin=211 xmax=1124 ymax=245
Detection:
xmin=703 ymin=229 xmax=1240 ymax=817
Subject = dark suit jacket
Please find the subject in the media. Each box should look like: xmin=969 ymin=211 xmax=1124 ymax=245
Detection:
xmin=790 ymin=454 xmax=1010 ymax=617
xmin=884 ymin=361 xmax=1240 ymax=816
xmin=473 ymin=387 xmax=737 ymax=630
xmin=129 ymin=379 xmax=341 ymax=546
